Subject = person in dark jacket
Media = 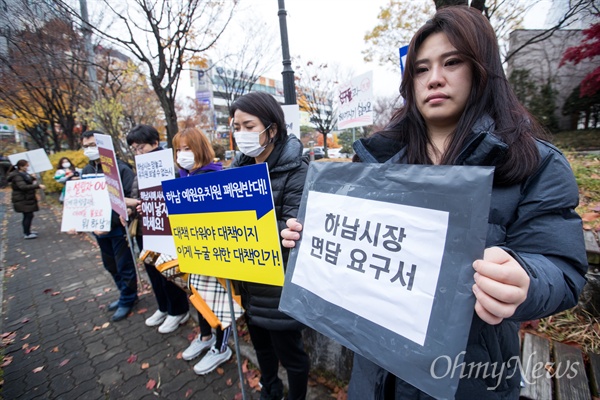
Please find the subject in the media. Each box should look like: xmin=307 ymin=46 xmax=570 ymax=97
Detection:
xmin=125 ymin=124 xmax=191 ymax=334
xmin=8 ymin=159 xmax=46 ymax=239
xmin=81 ymin=130 xmax=138 ymax=322
xmin=231 ymin=91 xmax=310 ymax=400
xmin=281 ymin=7 xmax=587 ymax=400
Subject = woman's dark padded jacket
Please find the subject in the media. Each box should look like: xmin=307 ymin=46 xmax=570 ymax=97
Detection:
xmin=231 ymin=134 xmax=309 ymax=331
xmin=349 ymin=115 xmax=588 ymax=399
xmin=8 ymin=170 xmax=41 ymax=213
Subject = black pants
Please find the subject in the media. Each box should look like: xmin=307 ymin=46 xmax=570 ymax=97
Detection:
xmin=22 ymin=212 xmax=34 ymax=235
xmin=198 ymin=312 xmax=229 ymax=350
xmin=136 ymin=234 xmax=188 ymax=316
xmin=247 ymin=322 xmax=310 ymax=400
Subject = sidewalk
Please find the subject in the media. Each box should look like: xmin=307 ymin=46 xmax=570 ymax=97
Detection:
xmin=0 ymin=190 xmax=332 ymax=399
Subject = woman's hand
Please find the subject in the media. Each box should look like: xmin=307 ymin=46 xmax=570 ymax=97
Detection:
xmin=281 ymin=218 xmax=303 ymax=248
xmin=39 ymin=184 xmax=46 ymax=190
xmin=472 ymin=247 xmax=530 ymax=325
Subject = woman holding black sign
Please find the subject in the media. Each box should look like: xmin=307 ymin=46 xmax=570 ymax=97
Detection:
xmin=230 ymin=91 xmax=310 ymax=400
xmin=281 ymin=6 xmax=587 ymax=400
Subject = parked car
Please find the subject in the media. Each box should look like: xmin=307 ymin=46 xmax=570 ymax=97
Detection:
xmin=302 ymin=146 xmax=324 ymax=160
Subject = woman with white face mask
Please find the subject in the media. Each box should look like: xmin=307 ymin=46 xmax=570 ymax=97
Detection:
xmin=230 ymin=91 xmax=310 ymax=400
xmin=172 ymin=128 xmax=234 ymax=376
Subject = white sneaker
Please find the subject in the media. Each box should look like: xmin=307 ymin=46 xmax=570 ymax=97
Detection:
xmin=193 ymin=346 xmax=232 ymax=375
xmin=24 ymin=233 xmax=38 ymax=239
xmin=157 ymin=312 xmax=190 ymax=333
xmin=145 ymin=310 xmax=168 ymax=327
xmin=182 ymin=334 xmax=216 ymax=361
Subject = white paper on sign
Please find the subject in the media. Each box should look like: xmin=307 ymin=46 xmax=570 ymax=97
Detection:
xmin=291 ymin=191 xmax=449 ymax=346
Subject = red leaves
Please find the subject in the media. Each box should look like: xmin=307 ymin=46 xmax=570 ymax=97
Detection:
xmin=560 ymin=22 xmax=600 ymax=98
xmin=127 ymin=354 xmax=138 ymax=364
xmin=59 ymin=359 xmax=70 ymax=367
xmin=146 ymin=379 xmax=156 ymax=390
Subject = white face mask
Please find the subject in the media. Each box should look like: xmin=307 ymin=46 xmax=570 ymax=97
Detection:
xmin=234 ymin=125 xmax=272 ymax=158
xmin=177 ymin=151 xmax=196 ymax=170
xmin=62 ymin=162 xmax=71 ymax=169
xmin=83 ymin=147 xmax=100 ymax=161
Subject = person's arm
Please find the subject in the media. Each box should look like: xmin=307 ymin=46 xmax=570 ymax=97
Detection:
xmin=13 ymin=173 xmax=41 ymax=191
xmin=277 ymin=159 xmax=308 ymax=234
xmin=474 ymin=147 xmax=587 ymax=324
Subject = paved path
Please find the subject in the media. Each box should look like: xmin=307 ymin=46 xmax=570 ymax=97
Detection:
xmin=0 ymin=190 xmax=332 ymax=399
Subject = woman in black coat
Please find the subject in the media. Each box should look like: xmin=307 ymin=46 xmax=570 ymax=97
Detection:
xmin=230 ymin=91 xmax=310 ymax=400
xmin=7 ymin=159 xmax=46 ymax=239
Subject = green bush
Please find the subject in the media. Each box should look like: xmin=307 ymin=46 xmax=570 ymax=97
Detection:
xmin=41 ymin=150 xmax=89 ymax=193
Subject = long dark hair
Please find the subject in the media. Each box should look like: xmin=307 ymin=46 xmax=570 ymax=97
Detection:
xmin=382 ymin=6 xmax=545 ymax=185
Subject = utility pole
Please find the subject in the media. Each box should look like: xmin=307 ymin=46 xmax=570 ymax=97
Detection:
xmin=79 ymin=0 xmax=98 ymax=98
xmin=277 ymin=0 xmax=296 ymax=105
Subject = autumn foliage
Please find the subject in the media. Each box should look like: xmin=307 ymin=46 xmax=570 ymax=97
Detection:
xmin=561 ymin=23 xmax=600 ymax=98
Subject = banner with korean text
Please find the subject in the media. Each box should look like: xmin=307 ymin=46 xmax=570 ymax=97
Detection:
xmin=162 ymin=163 xmax=284 ymax=285
xmin=336 ymin=71 xmax=373 ymax=129
xmin=135 ymin=149 xmax=176 ymax=255
xmin=280 ymin=162 xmax=494 ymax=400
xmin=95 ymin=133 xmax=128 ymax=221
xmin=60 ymin=178 xmax=112 ymax=232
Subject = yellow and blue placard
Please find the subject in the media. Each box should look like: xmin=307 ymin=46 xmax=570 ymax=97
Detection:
xmin=162 ymin=163 xmax=284 ymax=286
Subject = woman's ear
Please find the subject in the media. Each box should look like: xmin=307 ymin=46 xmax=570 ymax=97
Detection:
xmin=269 ymin=123 xmax=278 ymax=140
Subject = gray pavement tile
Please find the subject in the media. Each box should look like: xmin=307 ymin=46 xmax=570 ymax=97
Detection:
xmin=1 ymin=191 xmax=336 ymax=399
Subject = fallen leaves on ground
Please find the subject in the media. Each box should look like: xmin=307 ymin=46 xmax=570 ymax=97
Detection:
xmin=226 ymin=378 xmax=233 ymax=386
xmin=216 ymin=367 xmax=225 ymax=375
xmin=185 ymin=389 xmax=193 ymax=398
xmin=24 ymin=345 xmax=40 ymax=354
xmin=137 ymin=308 xmax=148 ymax=314
xmin=146 ymin=378 xmax=156 ymax=390
xmin=141 ymin=362 xmax=150 ymax=369
xmin=176 ymin=351 xmax=183 ymax=359
xmin=51 ymin=346 xmax=59 ymax=352
xmin=127 ymin=354 xmax=138 ymax=364
xmin=32 ymin=366 xmax=44 ymax=373
xmin=1 ymin=355 xmax=13 ymax=367
xmin=21 ymin=333 xmax=30 ymax=340
xmin=59 ymin=359 xmax=70 ymax=367
xmin=64 ymin=296 xmax=76 ymax=302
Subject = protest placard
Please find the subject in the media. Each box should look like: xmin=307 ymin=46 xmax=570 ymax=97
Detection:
xmin=336 ymin=71 xmax=374 ymax=130
xmin=8 ymin=148 xmax=53 ymax=174
xmin=279 ymin=162 xmax=494 ymax=400
xmin=162 ymin=163 xmax=284 ymax=285
xmin=135 ymin=149 xmax=176 ymax=255
xmin=60 ymin=177 xmax=112 ymax=232
xmin=94 ymin=133 xmax=128 ymax=220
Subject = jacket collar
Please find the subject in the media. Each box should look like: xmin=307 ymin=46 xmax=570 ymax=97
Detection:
xmin=234 ymin=134 xmax=304 ymax=173
xmin=357 ymin=114 xmax=508 ymax=167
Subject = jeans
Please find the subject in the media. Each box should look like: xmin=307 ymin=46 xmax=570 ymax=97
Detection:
xmin=96 ymin=227 xmax=138 ymax=307
xmin=247 ymin=322 xmax=310 ymax=400
xmin=22 ymin=212 xmax=34 ymax=235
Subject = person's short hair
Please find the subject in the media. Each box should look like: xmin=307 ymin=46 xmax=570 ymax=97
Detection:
xmin=81 ymin=129 xmax=104 ymax=141
xmin=172 ymin=127 xmax=215 ymax=169
xmin=126 ymin=125 xmax=160 ymax=146
xmin=16 ymin=159 xmax=28 ymax=168
xmin=230 ymin=91 xmax=287 ymax=144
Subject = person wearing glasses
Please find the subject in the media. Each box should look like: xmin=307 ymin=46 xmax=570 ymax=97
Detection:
xmin=125 ymin=125 xmax=191 ymax=334
xmin=81 ymin=130 xmax=138 ymax=322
